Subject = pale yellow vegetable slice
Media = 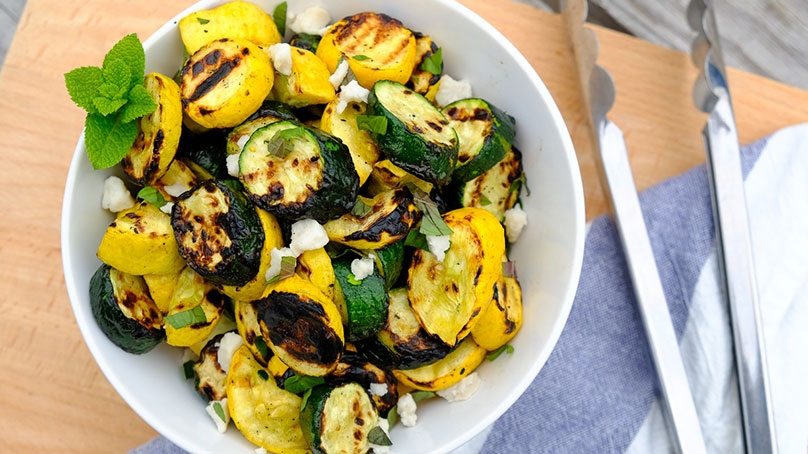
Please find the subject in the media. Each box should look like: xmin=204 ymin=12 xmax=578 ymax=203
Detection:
xmin=178 ymin=1 xmax=282 ymax=55
xmin=393 ymin=337 xmax=487 ymax=391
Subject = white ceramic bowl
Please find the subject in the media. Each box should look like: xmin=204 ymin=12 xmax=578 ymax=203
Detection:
xmin=61 ymin=1 xmax=585 ymax=452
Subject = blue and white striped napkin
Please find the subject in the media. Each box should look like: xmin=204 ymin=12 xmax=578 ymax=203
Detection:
xmin=133 ymin=123 xmax=808 ymax=454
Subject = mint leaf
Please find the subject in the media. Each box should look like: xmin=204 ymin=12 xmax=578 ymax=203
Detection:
xmin=410 ymin=186 xmax=452 ymax=236
xmin=284 ymin=374 xmax=324 ymax=394
xmin=352 ymin=55 xmax=370 ymax=61
xmin=92 ymin=96 xmax=127 ymax=116
xmin=272 ymin=2 xmax=287 ymax=37
xmin=368 ymin=426 xmax=392 ymax=446
xmin=182 ymin=360 xmax=196 ymax=380
xmin=254 ymin=335 xmax=270 ymax=360
xmin=351 ymin=198 xmax=372 ymax=217
xmin=137 ymin=186 xmax=165 ymax=207
xmin=419 ymin=47 xmax=443 ymax=75
xmin=212 ymin=401 xmax=226 ymax=422
xmin=102 ymin=58 xmax=132 ymax=96
xmin=165 ymin=306 xmax=207 ymax=329
xmin=84 ymin=113 xmax=138 ymax=170
xmin=196 ymin=17 xmax=210 ymax=25
xmin=64 ymin=66 xmax=104 ymax=113
xmin=120 ymin=84 xmax=157 ymax=123
xmin=404 ymin=228 xmax=429 ymax=251
xmin=410 ymin=390 xmax=437 ymax=403
xmin=356 ymin=115 xmax=388 ymax=135
xmin=104 ymin=33 xmax=145 ymax=87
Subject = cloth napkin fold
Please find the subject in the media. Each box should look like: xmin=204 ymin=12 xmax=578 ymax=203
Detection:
xmin=132 ymin=124 xmax=808 ymax=454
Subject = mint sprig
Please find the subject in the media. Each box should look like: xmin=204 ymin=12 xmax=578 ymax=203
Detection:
xmin=64 ymin=33 xmax=157 ymax=170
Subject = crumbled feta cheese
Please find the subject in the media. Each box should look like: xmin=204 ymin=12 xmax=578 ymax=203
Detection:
xmin=329 ymin=58 xmax=350 ymax=90
xmin=336 ymin=80 xmax=370 ymax=114
xmin=289 ymin=219 xmax=330 ymax=256
xmin=396 ymin=393 xmax=418 ymax=427
xmin=350 ymin=254 xmax=376 ymax=281
xmin=254 ymin=448 xmax=268 ymax=454
xmin=435 ymin=74 xmax=473 ymax=107
xmin=265 ymin=247 xmax=296 ymax=281
xmin=268 ymin=43 xmax=293 ymax=76
xmin=504 ymin=206 xmax=528 ymax=243
xmin=205 ymin=398 xmax=230 ymax=433
xmin=159 ymin=202 xmax=174 ymax=215
xmin=369 ymin=382 xmax=388 ymax=396
xmin=426 ymin=235 xmax=451 ymax=262
xmin=288 ymin=7 xmax=331 ymax=36
xmin=369 ymin=418 xmax=391 ymax=454
xmin=216 ymin=332 xmax=244 ymax=373
xmin=226 ymin=153 xmax=241 ymax=178
xmin=437 ymin=372 xmax=482 ymax=402
xmin=163 ymin=183 xmax=189 ymax=198
xmin=101 ymin=176 xmax=135 ymax=213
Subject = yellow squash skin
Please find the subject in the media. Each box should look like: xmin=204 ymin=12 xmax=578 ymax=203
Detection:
xmin=226 ymin=345 xmax=310 ymax=454
xmin=121 ymin=72 xmax=183 ymax=185
xmin=97 ymin=201 xmax=186 ymax=276
xmin=470 ymin=266 xmax=523 ymax=351
xmin=316 ymin=12 xmax=417 ymax=89
xmin=180 ymin=38 xmax=274 ymax=129
xmin=393 ymin=337 xmax=487 ymax=391
xmin=220 ymin=208 xmax=284 ymax=302
xmin=142 ymin=272 xmax=180 ymax=314
xmin=295 ymin=247 xmax=337 ymax=301
xmin=178 ymin=1 xmax=282 ymax=55
xmin=270 ymin=47 xmax=336 ymax=107
xmin=164 ymin=267 xmax=227 ymax=347
xmin=320 ymin=99 xmax=380 ymax=186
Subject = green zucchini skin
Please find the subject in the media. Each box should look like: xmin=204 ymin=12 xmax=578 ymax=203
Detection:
xmin=239 ymin=121 xmax=360 ymax=223
xmin=300 ymin=382 xmax=378 ymax=454
xmin=331 ymin=349 xmax=398 ymax=417
xmin=371 ymin=239 xmax=405 ymax=289
xmin=89 ymin=264 xmax=165 ymax=354
xmin=332 ymin=257 xmax=389 ymax=342
xmin=171 ymin=179 xmax=264 ymax=287
xmin=289 ymin=33 xmax=321 ymax=53
xmin=452 ymin=146 xmax=524 ymax=221
xmin=176 ymin=127 xmax=231 ymax=180
xmin=443 ymin=98 xmax=516 ymax=184
xmin=366 ymin=80 xmax=458 ymax=186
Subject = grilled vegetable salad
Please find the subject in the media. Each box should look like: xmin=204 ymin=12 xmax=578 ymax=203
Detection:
xmin=86 ymin=2 xmax=530 ymax=453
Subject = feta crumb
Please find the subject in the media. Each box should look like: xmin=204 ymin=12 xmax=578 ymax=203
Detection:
xmin=437 ymin=372 xmax=482 ymax=402
xmin=254 ymin=448 xmax=268 ymax=454
xmin=205 ymin=398 xmax=230 ymax=433
xmin=268 ymin=43 xmax=293 ymax=76
xmin=336 ymin=80 xmax=370 ymax=114
xmin=265 ymin=247 xmax=296 ymax=281
xmin=434 ymin=74 xmax=473 ymax=107
xmin=163 ymin=183 xmax=189 ymax=198
xmin=369 ymin=418 xmax=391 ymax=454
xmin=159 ymin=202 xmax=174 ymax=215
xmin=288 ymin=7 xmax=331 ymax=36
xmin=101 ymin=176 xmax=135 ymax=213
xmin=369 ymin=382 xmax=388 ymax=396
xmin=216 ymin=332 xmax=244 ymax=373
xmin=226 ymin=153 xmax=241 ymax=178
xmin=503 ymin=206 xmax=528 ymax=243
xmin=396 ymin=393 xmax=418 ymax=427
xmin=289 ymin=219 xmax=330 ymax=256
xmin=350 ymin=254 xmax=376 ymax=281
xmin=329 ymin=58 xmax=350 ymax=90
xmin=426 ymin=235 xmax=451 ymax=262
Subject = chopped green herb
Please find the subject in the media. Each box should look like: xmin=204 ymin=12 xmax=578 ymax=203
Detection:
xmin=410 ymin=390 xmax=437 ymax=403
xmin=196 ymin=17 xmax=210 ymax=25
xmin=64 ymin=34 xmax=157 ymax=169
xmin=387 ymin=410 xmax=399 ymax=428
xmin=266 ymin=126 xmax=307 ymax=158
xmin=164 ymin=305 xmax=207 ymax=329
xmin=351 ymin=198 xmax=373 ymax=217
xmin=479 ymin=193 xmax=492 ymax=206
xmin=410 ymin=186 xmax=452 ymax=236
xmin=284 ymin=374 xmax=325 ymax=394
xmin=266 ymin=255 xmax=298 ymax=285
xmin=347 ymin=273 xmax=362 ymax=286
xmin=182 ymin=360 xmax=196 ymax=380
xmin=257 ymin=369 xmax=270 ymax=381
xmin=254 ymin=335 xmax=270 ymax=360
xmin=300 ymin=388 xmax=313 ymax=410
xmin=356 ymin=115 xmax=388 ymax=135
xmin=137 ymin=186 xmax=165 ymax=207
xmin=272 ymin=2 xmax=287 ymax=36
xmin=212 ymin=401 xmax=226 ymax=422
xmin=404 ymin=228 xmax=429 ymax=251
xmin=419 ymin=47 xmax=443 ymax=75
xmin=368 ymin=426 xmax=393 ymax=446
xmin=352 ymin=54 xmax=371 ymax=61
xmin=486 ymin=344 xmax=515 ymax=361
xmin=510 ymin=173 xmax=530 ymax=196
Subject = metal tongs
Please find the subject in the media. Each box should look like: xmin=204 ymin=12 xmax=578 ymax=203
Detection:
xmin=561 ymin=1 xmax=707 ymax=452
xmin=688 ymin=1 xmax=777 ymax=452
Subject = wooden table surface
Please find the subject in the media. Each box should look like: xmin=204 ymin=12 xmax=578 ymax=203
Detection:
xmin=1 ymin=0 xmax=807 ymax=452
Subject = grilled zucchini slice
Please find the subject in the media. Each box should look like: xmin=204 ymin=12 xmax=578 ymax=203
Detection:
xmin=371 ymin=239 xmax=406 ymax=289
xmin=366 ymin=80 xmax=458 ymax=186
xmin=331 ymin=348 xmax=398 ymax=417
xmin=172 ymin=179 xmax=264 ymax=287
xmin=256 ymin=275 xmax=344 ymax=377
xmin=226 ymin=103 xmax=297 ymax=157
xmin=442 ymin=98 xmax=515 ymax=183
xmin=393 ymin=337 xmax=487 ymax=391
xmin=270 ymin=46 xmax=336 ymax=107
xmin=193 ymin=332 xmax=229 ymax=402
xmin=89 ymin=264 xmax=164 ymax=354
xmin=180 ymin=38 xmax=274 ymax=129
xmin=164 ymin=266 xmax=229 ymax=347
xmin=471 ymin=266 xmax=523 ymax=351
xmin=332 ymin=256 xmax=389 ymax=342
xmin=324 ymin=186 xmax=420 ymax=250
xmin=300 ymin=382 xmax=379 ymax=454
xmin=407 ymin=207 xmax=505 ymax=346
xmin=97 ymin=201 xmax=186 ymax=276
xmin=226 ymin=345 xmax=309 ymax=454
xmin=238 ymin=120 xmax=359 ymax=222
xmin=316 ymin=12 xmax=417 ymax=89
xmin=319 ymin=100 xmax=381 ymax=186
xmin=121 ymin=72 xmax=183 ymax=185
xmin=178 ymin=0 xmax=282 ymax=55
xmin=176 ymin=128 xmax=231 ymax=180
xmin=455 ymin=146 xmax=524 ymax=221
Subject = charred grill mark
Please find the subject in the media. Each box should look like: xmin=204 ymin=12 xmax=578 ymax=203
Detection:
xmin=185 ymin=56 xmax=241 ymax=102
xmin=473 ymin=266 xmax=483 ymax=286
xmin=334 ymin=13 xmax=411 ymax=65
xmin=426 ymin=121 xmax=443 ymax=132
xmin=204 ymin=49 xmax=222 ymax=65
xmin=342 ymin=198 xmax=416 ymax=243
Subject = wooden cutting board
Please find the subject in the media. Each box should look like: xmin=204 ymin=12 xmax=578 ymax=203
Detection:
xmin=0 ymin=0 xmax=806 ymax=452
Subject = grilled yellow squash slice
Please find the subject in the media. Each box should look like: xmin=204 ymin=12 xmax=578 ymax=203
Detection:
xmin=319 ymin=99 xmax=380 ymax=186
xmin=295 ymin=247 xmax=337 ymax=302
xmin=164 ymin=267 xmax=228 ymax=347
xmin=470 ymin=263 xmax=523 ymax=351
xmin=271 ymin=47 xmax=336 ymax=107
xmin=227 ymin=345 xmax=309 ymax=454
xmin=393 ymin=337 xmax=487 ymax=391
xmin=178 ymin=1 xmax=282 ymax=55
xmin=407 ymin=207 xmax=505 ymax=346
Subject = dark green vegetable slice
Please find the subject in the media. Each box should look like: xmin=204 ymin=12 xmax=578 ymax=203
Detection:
xmin=238 ymin=120 xmax=359 ymax=222
xmin=176 ymin=127 xmax=231 ymax=180
xmin=171 ymin=179 xmax=264 ymax=287
xmin=299 ymin=382 xmax=379 ymax=454
xmin=366 ymin=80 xmax=458 ymax=186
xmin=332 ymin=256 xmax=389 ymax=342
xmin=89 ymin=264 xmax=165 ymax=354
xmin=289 ymin=33 xmax=321 ymax=53
xmin=454 ymin=146 xmax=524 ymax=221
xmin=371 ymin=238 xmax=406 ymax=289
xmin=331 ymin=349 xmax=398 ymax=417
xmin=442 ymin=98 xmax=515 ymax=183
